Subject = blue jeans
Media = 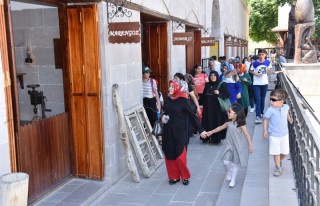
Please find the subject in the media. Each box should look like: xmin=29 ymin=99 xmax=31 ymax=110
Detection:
xmin=253 ymin=85 xmax=268 ymax=117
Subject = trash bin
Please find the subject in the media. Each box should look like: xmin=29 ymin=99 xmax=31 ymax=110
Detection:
xmin=0 ymin=172 xmax=29 ymax=206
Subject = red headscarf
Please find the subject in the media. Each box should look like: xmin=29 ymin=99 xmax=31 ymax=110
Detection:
xmin=237 ymin=63 xmax=247 ymax=75
xmin=169 ymin=80 xmax=188 ymax=100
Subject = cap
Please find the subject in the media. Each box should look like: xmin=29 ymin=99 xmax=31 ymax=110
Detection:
xmin=142 ymin=65 xmax=152 ymax=73
xmin=258 ymin=48 xmax=268 ymax=54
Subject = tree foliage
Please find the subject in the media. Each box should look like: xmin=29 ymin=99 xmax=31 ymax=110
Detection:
xmin=247 ymin=0 xmax=320 ymax=43
xmin=248 ymin=0 xmax=279 ymax=44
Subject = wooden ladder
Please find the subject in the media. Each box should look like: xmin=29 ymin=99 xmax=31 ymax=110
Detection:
xmin=124 ymin=105 xmax=163 ymax=178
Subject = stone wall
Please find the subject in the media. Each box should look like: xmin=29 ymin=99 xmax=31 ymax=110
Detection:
xmin=12 ymin=8 xmax=64 ymax=121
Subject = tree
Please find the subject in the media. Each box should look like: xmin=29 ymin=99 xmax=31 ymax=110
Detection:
xmin=248 ymin=0 xmax=320 ymax=43
xmin=249 ymin=0 xmax=279 ymax=44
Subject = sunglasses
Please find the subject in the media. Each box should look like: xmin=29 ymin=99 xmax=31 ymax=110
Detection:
xmin=270 ymin=98 xmax=281 ymax=102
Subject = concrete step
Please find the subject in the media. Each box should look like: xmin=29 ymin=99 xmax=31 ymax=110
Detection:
xmin=239 ymin=123 xmax=269 ymax=206
xmin=215 ymin=109 xmax=257 ymax=206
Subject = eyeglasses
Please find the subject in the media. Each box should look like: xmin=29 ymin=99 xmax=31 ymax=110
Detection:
xmin=270 ymin=98 xmax=281 ymax=102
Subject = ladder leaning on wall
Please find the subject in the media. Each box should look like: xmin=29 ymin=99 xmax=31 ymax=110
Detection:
xmin=124 ymin=105 xmax=164 ymax=178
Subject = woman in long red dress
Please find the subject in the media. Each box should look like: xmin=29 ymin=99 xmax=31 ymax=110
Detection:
xmin=161 ymin=80 xmax=207 ymax=185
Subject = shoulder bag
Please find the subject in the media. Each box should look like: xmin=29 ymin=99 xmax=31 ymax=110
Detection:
xmin=217 ymin=82 xmax=231 ymax=112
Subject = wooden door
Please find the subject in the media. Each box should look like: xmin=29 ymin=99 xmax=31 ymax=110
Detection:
xmin=142 ymin=22 xmax=168 ymax=96
xmin=67 ymin=5 xmax=104 ymax=179
xmin=186 ymin=30 xmax=201 ymax=74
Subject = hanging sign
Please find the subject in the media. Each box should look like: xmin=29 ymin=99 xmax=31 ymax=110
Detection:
xmin=172 ymin=32 xmax=193 ymax=45
xmin=225 ymin=41 xmax=234 ymax=47
xmin=201 ymin=37 xmax=215 ymax=46
xmin=108 ymin=22 xmax=140 ymax=43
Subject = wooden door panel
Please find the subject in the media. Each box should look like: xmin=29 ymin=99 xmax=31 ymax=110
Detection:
xmin=148 ymin=24 xmax=160 ymax=77
xmin=83 ymin=6 xmax=99 ymax=94
xmin=71 ymin=96 xmax=87 ymax=176
xmin=158 ymin=23 xmax=168 ymax=96
xmin=67 ymin=8 xmax=84 ymax=94
xmin=145 ymin=23 xmax=168 ymax=96
xmin=86 ymin=96 xmax=103 ymax=178
xmin=194 ymin=30 xmax=201 ymax=65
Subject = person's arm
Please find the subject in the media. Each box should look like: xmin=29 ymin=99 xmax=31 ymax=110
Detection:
xmin=189 ymin=90 xmax=201 ymax=114
xmin=240 ymin=125 xmax=253 ymax=153
xmin=263 ymin=119 xmax=269 ymax=139
xmin=153 ymin=80 xmax=161 ymax=112
xmin=287 ymin=111 xmax=293 ymax=124
xmin=207 ymin=122 xmax=228 ymax=137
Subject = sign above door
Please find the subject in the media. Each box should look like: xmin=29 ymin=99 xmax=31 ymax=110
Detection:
xmin=108 ymin=22 xmax=140 ymax=43
xmin=172 ymin=32 xmax=193 ymax=45
xmin=201 ymin=37 xmax=215 ymax=46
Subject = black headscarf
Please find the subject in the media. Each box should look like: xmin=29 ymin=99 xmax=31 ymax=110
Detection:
xmin=208 ymin=71 xmax=220 ymax=89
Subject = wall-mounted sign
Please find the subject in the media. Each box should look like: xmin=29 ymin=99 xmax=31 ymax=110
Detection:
xmin=108 ymin=22 xmax=140 ymax=43
xmin=172 ymin=32 xmax=193 ymax=45
xmin=225 ymin=41 xmax=234 ymax=47
xmin=201 ymin=37 xmax=215 ymax=46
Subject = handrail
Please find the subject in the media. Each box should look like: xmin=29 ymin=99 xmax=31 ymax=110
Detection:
xmin=276 ymin=64 xmax=320 ymax=206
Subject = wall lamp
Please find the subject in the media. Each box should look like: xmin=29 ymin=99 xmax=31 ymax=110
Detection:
xmin=25 ymin=43 xmax=35 ymax=67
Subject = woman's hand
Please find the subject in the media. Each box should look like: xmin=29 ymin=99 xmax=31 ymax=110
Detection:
xmin=236 ymin=93 xmax=241 ymax=99
xmin=248 ymin=144 xmax=253 ymax=153
xmin=214 ymin=90 xmax=219 ymax=95
xmin=263 ymin=130 xmax=268 ymax=139
xmin=161 ymin=115 xmax=169 ymax=124
xmin=200 ymin=131 xmax=208 ymax=138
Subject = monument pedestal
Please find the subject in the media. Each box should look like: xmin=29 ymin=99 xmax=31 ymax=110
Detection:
xmin=282 ymin=63 xmax=320 ymax=96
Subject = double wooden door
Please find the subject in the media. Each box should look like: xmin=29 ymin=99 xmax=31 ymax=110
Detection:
xmin=142 ymin=22 xmax=169 ymax=96
xmin=67 ymin=5 xmax=104 ymax=179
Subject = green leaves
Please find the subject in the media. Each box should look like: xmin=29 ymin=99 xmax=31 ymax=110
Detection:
xmin=247 ymin=0 xmax=320 ymax=43
xmin=249 ymin=0 xmax=279 ymax=44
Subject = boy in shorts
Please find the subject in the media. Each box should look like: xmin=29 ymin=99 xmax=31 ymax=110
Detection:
xmin=263 ymin=89 xmax=293 ymax=176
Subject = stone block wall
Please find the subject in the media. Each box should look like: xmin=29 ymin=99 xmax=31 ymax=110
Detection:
xmin=12 ymin=8 xmax=64 ymax=121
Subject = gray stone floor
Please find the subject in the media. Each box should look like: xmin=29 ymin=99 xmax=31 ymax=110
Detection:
xmin=33 ymin=94 xmax=298 ymax=206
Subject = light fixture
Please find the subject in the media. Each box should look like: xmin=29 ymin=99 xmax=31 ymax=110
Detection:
xmin=25 ymin=43 xmax=35 ymax=67
xmin=107 ymin=0 xmax=132 ymax=20
xmin=172 ymin=20 xmax=186 ymax=31
xmin=202 ymin=27 xmax=211 ymax=35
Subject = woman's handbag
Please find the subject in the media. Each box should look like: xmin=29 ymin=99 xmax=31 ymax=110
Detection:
xmin=217 ymin=96 xmax=231 ymax=112
xmin=152 ymin=120 xmax=163 ymax=137
xmin=217 ymin=82 xmax=231 ymax=112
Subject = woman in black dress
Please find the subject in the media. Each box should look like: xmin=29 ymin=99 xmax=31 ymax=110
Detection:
xmin=201 ymin=71 xmax=229 ymax=144
xmin=162 ymin=80 xmax=207 ymax=185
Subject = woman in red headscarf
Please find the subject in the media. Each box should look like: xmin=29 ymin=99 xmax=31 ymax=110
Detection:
xmin=161 ymin=80 xmax=207 ymax=186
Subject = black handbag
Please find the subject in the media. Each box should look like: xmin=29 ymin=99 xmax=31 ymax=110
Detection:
xmin=152 ymin=120 xmax=163 ymax=137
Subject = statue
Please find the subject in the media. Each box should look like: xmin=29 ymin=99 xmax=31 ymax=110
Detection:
xmin=294 ymin=0 xmax=318 ymax=63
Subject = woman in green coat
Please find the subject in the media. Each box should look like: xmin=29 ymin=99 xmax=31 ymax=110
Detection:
xmin=236 ymin=63 xmax=252 ymax=116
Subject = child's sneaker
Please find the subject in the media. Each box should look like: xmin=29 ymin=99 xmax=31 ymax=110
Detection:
xmin=273 ymin=166 xmax=282 ymax=177
xmin=229 ymin=179 xmax=235 ymax=188
xmin=250 ymin=107 xmax=255 ymax=112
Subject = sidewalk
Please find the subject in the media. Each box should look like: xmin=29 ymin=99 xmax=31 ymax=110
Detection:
xmin=34 ymin=96 xmax=298 ymax=206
